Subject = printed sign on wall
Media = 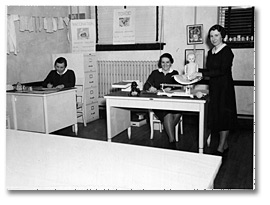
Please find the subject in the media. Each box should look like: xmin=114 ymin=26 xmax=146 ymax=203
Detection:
xmin=70 ymin=19 xmax=96 ymax=53
xmin=113 ymin=9 xmax=135 ymax=44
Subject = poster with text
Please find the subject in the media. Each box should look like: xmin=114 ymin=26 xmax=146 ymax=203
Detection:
xmin=71 ymin=19 xmax=96 ymax=53
xmin=113 ymin=9 xmax=135 ymax=44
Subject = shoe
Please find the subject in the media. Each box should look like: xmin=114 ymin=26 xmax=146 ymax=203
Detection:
xmin=169 ymin=142 xmax=177 ymax=150
xmin=212 ymin=148 xmax=229 ymax=157
xmin=213 ymin=150 xmax=223 ymax=156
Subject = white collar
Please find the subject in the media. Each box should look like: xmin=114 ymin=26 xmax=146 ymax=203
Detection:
xmin=57 ymin=69 xmax=67 ymax=75
xmin=158 ymin=67 xmax=174 ymax=74
xmin=212 ymin=43 xmax=226 ymax=54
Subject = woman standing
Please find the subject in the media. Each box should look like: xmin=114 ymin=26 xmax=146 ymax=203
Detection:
xmin=190 ymin=24 xmax=237 ymax=156
xmin=144 ymin=53 xmax=182 ymax=145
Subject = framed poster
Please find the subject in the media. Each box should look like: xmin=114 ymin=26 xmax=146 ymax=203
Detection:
xmin=70 ymin=19 xmax=96 ymax=53
xmin=187 ymin=24 xmax=203 ymax=45
xmin=185 ymin=49 xmax=205 ymax=68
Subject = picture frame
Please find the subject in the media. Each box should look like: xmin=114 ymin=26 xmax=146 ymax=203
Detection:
xmin=185 ymin=49 xmax=205 ymax=69
xmin=187 ymin=24 xmax=203 ymax=45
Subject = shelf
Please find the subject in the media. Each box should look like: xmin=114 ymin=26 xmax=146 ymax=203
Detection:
xmin=226 ymin=41 xmax=254 ymax=49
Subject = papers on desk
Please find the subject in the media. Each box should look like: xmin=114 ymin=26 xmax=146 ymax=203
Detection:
xmin=112 ymin=81 xmax=131 ymax=89
xmin=31 ymin=87 xmax=61 ymax=94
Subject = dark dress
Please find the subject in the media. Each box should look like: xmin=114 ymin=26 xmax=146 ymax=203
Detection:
xmin=144 ymin=69 xmax=179 ymax=122
xmin=42 ymin=69 xmax=76 ymax=88
xmin=201 ymin=45 xmax=237 ymax=132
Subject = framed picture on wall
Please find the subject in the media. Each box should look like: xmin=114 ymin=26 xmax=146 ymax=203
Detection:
xmin=187 ymin=24 xmax=203 ymax=45
xmin=185 ymin=49 xmax=205 ymax=68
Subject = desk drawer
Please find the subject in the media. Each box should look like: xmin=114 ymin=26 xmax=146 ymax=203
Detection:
xmin=84 ymin=55 xmax=97 ymax=72
xmin=84 ymin=87 xmax=98 ymax=104
xmin=86 ymin=102 xmax=99 ymax=122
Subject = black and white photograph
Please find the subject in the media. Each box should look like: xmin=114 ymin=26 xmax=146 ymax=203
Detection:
xmin=2 ymin=1 xmax=267 ymax=203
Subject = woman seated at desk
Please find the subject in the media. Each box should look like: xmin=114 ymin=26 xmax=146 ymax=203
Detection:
xmin=143 ymin=53 xmax=182 ymax=146
xmin=42 ymin=57 xmax=76 ymax=89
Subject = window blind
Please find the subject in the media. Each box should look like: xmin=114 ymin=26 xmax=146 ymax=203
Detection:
xmin=218 ymin=6 xmax=254 ymax=40
xmin=96 ymin=6 xmax=159 ymax=45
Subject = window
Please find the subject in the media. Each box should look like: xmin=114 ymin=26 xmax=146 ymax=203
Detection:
xmin=95 ymin=6 xmax=165 ymax=51
xmin=218 ymin=6 xmax=254 ymax=48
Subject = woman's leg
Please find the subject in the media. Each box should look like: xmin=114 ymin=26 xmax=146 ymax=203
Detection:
xmin=217 ymin=130 xmax=229 ymax=152
xmin=163 ymin=113 xmax=182 ymax=142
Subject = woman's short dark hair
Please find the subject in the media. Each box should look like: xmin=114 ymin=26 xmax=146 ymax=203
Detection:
xmin=208 ymin=24 xmax=226 ymax=39
xmin=54 ymin=57 xmax=67 ymax=67
xmin=158 ymin=53 xmax=174 ymax=68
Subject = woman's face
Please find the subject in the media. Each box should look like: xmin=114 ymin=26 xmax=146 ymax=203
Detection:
xmin=209 ymin=29 xmax=223 ymax=47
xmin=55 ymin=62 xmax=66 ymax=74
xmin=161 ymin=57 xmax=172 ymax=72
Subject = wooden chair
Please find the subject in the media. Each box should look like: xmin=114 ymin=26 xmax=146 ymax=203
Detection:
xmin=149 ymin=110 xmax=183 ymax=141
xmin=75 ymin=84 xmax=87 ymax=127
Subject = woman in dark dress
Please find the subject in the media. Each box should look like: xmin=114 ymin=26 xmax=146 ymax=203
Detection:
xmin=190 ymin=25 xmax=237 ymax=156
xmin=42 ymin=57 xmax=76 ymax=89
xmin=144 ymin=53 xmax=182 ymax=144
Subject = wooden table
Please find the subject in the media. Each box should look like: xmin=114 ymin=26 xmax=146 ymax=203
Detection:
xmin=6 ymin=129 xmax=222 ymax=190
xmin=105 ymin=91 xmax=208 ymax=153
xmin=6 ymin=88 xmax=77 ymax=134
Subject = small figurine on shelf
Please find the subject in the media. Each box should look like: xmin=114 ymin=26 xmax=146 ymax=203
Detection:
xmin=129 ymin=81 xmax=141 ymax=96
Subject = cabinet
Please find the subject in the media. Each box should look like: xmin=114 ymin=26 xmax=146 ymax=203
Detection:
xmin=52 ymin=53 xmax=99 ymax=123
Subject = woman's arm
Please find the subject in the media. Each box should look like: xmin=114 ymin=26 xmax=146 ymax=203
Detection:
xmin=42 ymin=70 xmax=54 ymax=87
xmin=63 ymin=70 xmax=76 ymax=88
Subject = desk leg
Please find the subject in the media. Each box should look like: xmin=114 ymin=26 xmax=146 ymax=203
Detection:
xmin=127 ymin=127 xmax=131 ymax=139
xmin=72 ymin=124 xmax=78 ymax=135
xmin=106 ymin=101 xmax=130 ymax=142
xmin=199 ymin=104 xmax=205 ymax=154
xmin=106 ymin=102 xmax=112 ymax=142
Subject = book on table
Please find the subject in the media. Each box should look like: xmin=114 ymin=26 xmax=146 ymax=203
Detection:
xmin=112 ymin=81 xmax=131 ymax=89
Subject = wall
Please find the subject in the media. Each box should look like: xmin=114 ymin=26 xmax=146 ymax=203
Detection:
xmin=6 ymin=6 xmax=254 ymax=115
xmin=7 ymin=6 xmax=70 ymax=84
xmin=97 ymin=6 xmax=217 ymax=74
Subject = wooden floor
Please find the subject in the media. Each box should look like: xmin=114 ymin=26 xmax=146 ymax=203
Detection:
xmin=52 ymin=109 xmax=254 ymax=190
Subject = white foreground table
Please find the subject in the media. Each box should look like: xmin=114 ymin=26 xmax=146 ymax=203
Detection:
xmin=6 ymin=129 xmax=221 ymax=190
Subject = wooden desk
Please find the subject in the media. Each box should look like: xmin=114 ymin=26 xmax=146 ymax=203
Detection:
xmin=105 ymin=91 xmax=208 ymax=154
xmin=6 ymin=129 xmax=221 ymax=190
xmin=6 ymin=88 xmax=77 ymax=134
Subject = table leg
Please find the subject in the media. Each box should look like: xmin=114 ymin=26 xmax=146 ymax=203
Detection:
xmin=72 ymin=124 xmax=78 ymax=135
xmin=127 ymin=127 xmax=131 ymax=139
xmin=106 ymin=102 xmax=112 ymax=142
xmin=198 ymin=104 xmax=205 ymax=154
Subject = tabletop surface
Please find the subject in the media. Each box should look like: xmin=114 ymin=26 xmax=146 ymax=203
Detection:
xmin=6 ymin=87 xmax=76 ymax=95
xmin=6 ymin=129 xmax=221 ymax=190
xmin=105 ymin=91 xmax=208 ymax=102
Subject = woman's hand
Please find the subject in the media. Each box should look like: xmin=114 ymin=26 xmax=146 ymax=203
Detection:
xmin=164 ymin=87 xmax=171 ymax=92
xmin=56 ymin=84 xmax=64 ymax=89
xmin=47 ymin=83 xmax=53 ymax=88
xmin=148 ymin=86 xmax=158 ymax=93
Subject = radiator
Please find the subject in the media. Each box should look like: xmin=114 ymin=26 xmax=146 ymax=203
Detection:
xmin=98 ymin=60 xmax=158 ymax=98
